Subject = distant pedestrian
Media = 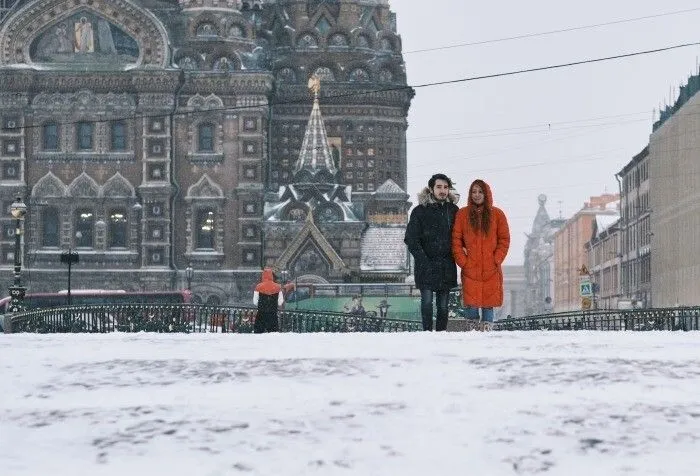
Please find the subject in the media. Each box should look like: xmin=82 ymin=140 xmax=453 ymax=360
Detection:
xmin=404 ymin=173 xmax=459 ymax=331
xmin=253 ymin=268 xmax=284 ymax=333
xmin=451 ymin=179 xmax=510 ymax=326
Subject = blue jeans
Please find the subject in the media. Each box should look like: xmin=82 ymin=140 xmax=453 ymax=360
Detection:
xmin=420 ymin=289 xmax=450 ymax=331
xmin=465 ymin=306 xmax=494 ymax=322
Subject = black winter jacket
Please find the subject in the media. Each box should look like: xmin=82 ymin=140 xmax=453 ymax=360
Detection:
xmin=404 ymin=188 xmax=459 ymax=290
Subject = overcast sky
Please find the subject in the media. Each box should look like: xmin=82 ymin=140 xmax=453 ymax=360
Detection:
xmin=393 ymin=0 xmax=700 ymax=265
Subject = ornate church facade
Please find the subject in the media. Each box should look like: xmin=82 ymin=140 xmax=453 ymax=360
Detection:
xmin=0 ymin=0 xmax=412 ymax=304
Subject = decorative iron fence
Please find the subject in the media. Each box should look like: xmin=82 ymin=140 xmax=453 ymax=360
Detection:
xmin=494 ymin=307 xmax=700 ymax=331
xmin=5 ymin=303 xmax=423 ymax=334
xmin=4 ymin=302 xmax=699 ymax=334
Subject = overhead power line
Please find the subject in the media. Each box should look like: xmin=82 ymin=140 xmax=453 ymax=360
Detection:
xmin=405 ymin=7 xmax=700 ymax=54
xmin=409 ymin=42 xmax=700 ymax=89
xmin=7 ymin=41 xmax=700 ymax=132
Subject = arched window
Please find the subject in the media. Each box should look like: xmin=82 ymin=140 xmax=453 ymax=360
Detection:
xmin=379 ymin=69 xmax=394 ymax=83
xmin=196 ymin=23 xmax=216 ymax=37
xmin=329 ymin=33 xmax=348 ymax=47
xmin=313 ymin=66 xmax=335 ymax=82
xmin=43 ymin=122 xmax=59 ymax=150
xmin=196 ymin=208 xmax=215 ymax=249
xmin=356 ymin=35 xmax=370 ymax=48
xmin=77 ymin=122 xmax=93 ymax=150
xmin=75 ymin=209 xmax=94 ymax=247
xmin=229 ymin=25 xmax=244 ymax=38
xmin=111 ymin=121 xmax=127 ymax=151
xmin=277 ymin=67 xmax=296 ymax=83
xmin=108 ymin=209 xmax=128 ymax=248
xmin=178 ymin=56 xmax=197 ymax=70
xmin=349 ymin=68 xmax=370 ymax=82
xmin=42 ymin=207 xmax=60 ymax=247
xmin=298 ymin=34 xmax=318 ymax=48
xmin=198 ymin=123 xmax=214 ymax=152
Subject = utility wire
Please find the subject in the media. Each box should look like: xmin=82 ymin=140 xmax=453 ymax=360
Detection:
xmin=407 ymin=111 xmax=650 ymax=142
xmin=7 ymin=41 xmax=700 ymax=132
xmin=405 ymin=7 xmax=700 ymax=54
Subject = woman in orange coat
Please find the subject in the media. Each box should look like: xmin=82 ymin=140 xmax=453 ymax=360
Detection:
xmin=451 ymin=179 xmax=510 ymax=323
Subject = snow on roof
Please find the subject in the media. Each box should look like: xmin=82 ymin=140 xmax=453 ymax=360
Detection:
xmin=595 ymin=214 xmax=620 ymax=235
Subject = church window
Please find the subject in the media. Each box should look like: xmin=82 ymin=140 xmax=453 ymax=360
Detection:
xmin=367 ymin=183 xmax=375 ymax=192
xmin=349 ymin=68 xmax=370 ymax=82
xmin=111 ymin=121 xmax=127 ymax=151
xmin=313 ymin=66 xmax=335 ymax=82
xmin=357 ymin=183 xmax=364 ymax=191
xmin=379 ymin=69 xmax=393 ymax=83
xmin=315 ymin=17 xmax=331 ymax=35
xmin=356 ymin=35 xmax=370 ymax=48
xmin=196 ymin=209 xmax=216 ymax=249
xmin=77 ymin=122 xmax=93 ymax=150
xmin=229 ymin=24 xmax=244 ymax=38
xmin=196 ymin=23 xmax=217 ymax=38
xmin=277 ymin=67 xmax=296 ymax=83
xmin=75 ymin=209 xmax=94 ymax=248
xmin=298 ymin=34 xmax=318 ymax=48
xmin=178 ymin=56 xmax=197 ymax=70
xmin=329 ymin=33 xmax=348 ymax=47
xmin=198 ymin=123 xmax=214 ymax=152
xmin=41 ymin=207 xmax=60 ymax=247
xmin=43 ymin=122 xmax=59 ymax=150
xmin=108 ymin=209 xmax=128 ymax=248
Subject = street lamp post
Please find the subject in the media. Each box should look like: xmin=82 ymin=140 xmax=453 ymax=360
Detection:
xmin=60 ymin=231 xmax=82 ymax=306
xmin=8 ymin=196 xmax=27 ymax=313
xmin=185 ymin=264 xmax=194 ymax=291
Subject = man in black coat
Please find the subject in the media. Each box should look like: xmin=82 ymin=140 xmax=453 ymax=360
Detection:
xmin=404 ymin=173 xmax=459 ymax=331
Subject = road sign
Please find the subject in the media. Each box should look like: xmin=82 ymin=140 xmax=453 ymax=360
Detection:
xmin=579 ymin=280 xmax=593 ymax=297
xmin=581 ymin=297 xmax=592 ymax=310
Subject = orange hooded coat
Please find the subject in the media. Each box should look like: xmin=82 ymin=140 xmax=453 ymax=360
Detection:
xmin=255 ymin=268 xmax=282 ymax=295
xmin=451 ymin=179 xmax=510 ymax=308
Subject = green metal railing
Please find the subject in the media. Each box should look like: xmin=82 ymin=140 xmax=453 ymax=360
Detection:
xmin=493 ymin=307 xmax=700 ymax=331
xmin=4 ymin=302 xmax=699 ymax=334
xmin=5 ymin=303 xmax=423 ymax=334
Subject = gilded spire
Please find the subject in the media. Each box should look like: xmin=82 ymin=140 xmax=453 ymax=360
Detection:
xmin=293 ymin=75 xmax=338 ymax=180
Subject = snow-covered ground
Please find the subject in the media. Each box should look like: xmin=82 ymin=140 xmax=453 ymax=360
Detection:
xmin=1 ymin=332 xmax=699 ymax=475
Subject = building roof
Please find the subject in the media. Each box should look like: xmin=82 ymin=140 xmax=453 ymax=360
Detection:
xmin=374 ymin=179 xmax=406 ymax=196
xmin=618 ymin=146 xmax=649 ymax=176
xmin=595 ymin=214 xmax=620 ymax=235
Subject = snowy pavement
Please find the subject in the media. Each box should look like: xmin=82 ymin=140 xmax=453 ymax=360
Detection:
xmin=1 ymin=332 xmax=699 ymax=475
